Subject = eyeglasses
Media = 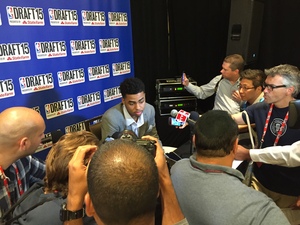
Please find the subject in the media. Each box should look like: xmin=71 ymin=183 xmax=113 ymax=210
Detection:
xmin=238 ymin=85 xmax=255 ymax=91
xmin=263 ymin=83 xmax=287 ymax=91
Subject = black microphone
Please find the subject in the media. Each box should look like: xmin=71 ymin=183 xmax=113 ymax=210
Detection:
xmin=170 ymin=109 xmax=199 ymax=125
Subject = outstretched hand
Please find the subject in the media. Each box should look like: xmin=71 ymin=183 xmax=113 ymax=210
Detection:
xmin=235 ymin=145 xmax=251 ymax=161
xmin=181 ymin=73 xmax=189 ymax=87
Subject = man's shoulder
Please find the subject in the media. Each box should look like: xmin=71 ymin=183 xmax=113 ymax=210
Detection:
xmin=246 ymin=101 xmax=268 ymax=111
xmin=103 ymin=103 xmax=123 ymax=117
xmin=170 ymin=158 xmax=190 ymax=174
xmin=19 ymin=156 xmax=44 ymax=165
xmin=144 ymin=102 xmax=155 ymax=112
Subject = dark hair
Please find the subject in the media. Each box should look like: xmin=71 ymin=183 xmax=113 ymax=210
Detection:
xmin=120 ymin=77 xmax=145 ymax=98
xmin=194 ymin=110 xmax=239 ymax=157
xmin=224 ymin=54 xmax=245 ymax=72
xmin=44 ymin=131 xmax=100 ymax=197
xmin=240 ymin=69 xmax=266 ymax=88
xmin=87 ymin=139 xmax=159 ymax=225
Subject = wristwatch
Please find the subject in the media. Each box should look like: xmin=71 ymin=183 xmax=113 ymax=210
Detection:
xmin=60 ymin=202 xmax=84 ymax=221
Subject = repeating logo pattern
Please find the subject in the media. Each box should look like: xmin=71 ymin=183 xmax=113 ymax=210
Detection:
xmin=1 ymin=2 xmax=133 ymax=145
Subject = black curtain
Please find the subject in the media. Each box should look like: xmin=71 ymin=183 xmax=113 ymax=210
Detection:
xmin=130 ymin=0 xmax=169 ymax=106
xmin=257 ymin=0 xmax=300 ymax=69
xmin=130 ymin=0 xmax=300 ymax=147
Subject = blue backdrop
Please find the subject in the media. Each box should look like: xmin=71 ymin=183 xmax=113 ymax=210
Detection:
xmin=0 ymin=1 xmax=134 ymax=156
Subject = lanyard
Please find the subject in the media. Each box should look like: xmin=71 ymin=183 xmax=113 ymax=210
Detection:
xmin=0 ymin=163 xmax=24 ymax=207
xmin=257 ymin=104 xmax=289 ymax=168
xmin=12 ymin=163 xmax=24 ymax=196
xmin=259 ymin=103 xmax=289 ymax=149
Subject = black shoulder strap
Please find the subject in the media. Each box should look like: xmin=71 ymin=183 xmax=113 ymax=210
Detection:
xmin=5 ymin=196 xmax=56 ymax=225
xmin=214 ymin=76 xmax=223 ymax=93
xmin=1 ymin=182 xmax=46 ymax=224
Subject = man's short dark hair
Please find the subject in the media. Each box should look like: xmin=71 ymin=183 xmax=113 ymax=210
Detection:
xmin=240 ymin=69 xmax=266 ymax=88
xmin=87 ymin=139 xmax=159 ymax=225
xmin=120 ymin=77 xmax=145 ymax=98
xmin=194 ymin=110 xmax=239 ymax=157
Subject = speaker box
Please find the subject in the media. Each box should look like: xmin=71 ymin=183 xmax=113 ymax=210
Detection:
xmin=226 ymin=0 xmax=264 ymax=65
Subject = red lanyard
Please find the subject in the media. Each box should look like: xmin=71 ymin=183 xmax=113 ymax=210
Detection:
xmin=12 ymin=163 xmax=24 ymax=196
xmin=259 ymin=103 xmax=289 ymax=148
xmin=257 ymin=104 xmax=289 ymax=167
xmin=0 ymin=163 xmax=24 ymax=207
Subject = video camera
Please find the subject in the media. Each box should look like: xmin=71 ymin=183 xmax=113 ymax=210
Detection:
xmin=106 ymin=130 xmax=157 ymax=157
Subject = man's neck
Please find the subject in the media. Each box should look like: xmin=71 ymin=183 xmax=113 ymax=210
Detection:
xmin=196 ymin=155 xmax=233 ymax=168
xmin=273 ymin=97 xmax=295 ymax=108
xmin=0 ymin=152 xmax=16 ymax=170
xmin=248 ymin=92 xmax=263 ymax=105
xmin=227 ymin=75 xmax=239 ymax=85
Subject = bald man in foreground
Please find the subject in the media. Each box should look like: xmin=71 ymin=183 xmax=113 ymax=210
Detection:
xmin=0 ymin=107 xmax=46 ymax=216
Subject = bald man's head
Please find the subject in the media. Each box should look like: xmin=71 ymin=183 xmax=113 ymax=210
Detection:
xmin=0 ymin=107 xmax=45 ymax=154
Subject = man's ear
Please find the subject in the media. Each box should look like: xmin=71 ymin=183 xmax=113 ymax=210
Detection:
xmin=232 ymin=138 xmax=239 ymax=155
xmin=85 ymin=193 xmax=95 ymax=217
xmin=256 ymin=86 xmax=262 ymax=92
xmin=192 ymin=135 xmax=195 ymax=146
xmin=287 ymin=86 xmax=295 ymax=96
xmin=85 ymin=193 xmax=104 ymax=225
xmin=19 ymin=137 xmax=29 ymax=151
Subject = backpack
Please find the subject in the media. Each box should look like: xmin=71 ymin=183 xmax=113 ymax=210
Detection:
xmin=0 ymin=182 xmax=55 ymax=225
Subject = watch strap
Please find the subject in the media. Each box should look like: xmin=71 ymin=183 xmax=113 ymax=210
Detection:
xmin=60 ymin=203 xmax=84 ymax=222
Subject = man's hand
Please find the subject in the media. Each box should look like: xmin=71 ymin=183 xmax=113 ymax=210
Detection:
xmin=290 ymin=196 xmax=300 ymax=210
xmin=141 ymin=135 xmax=168 ymax=177
xmin=67 ymin=145 xmax=98 ymax=210
xmin=235 ymin=145 xmax=251 ymax=161
xmin=181 ymin=73 xmax=189 ymax=87
xmin=232 ymin=90 xmax=242 ymax=103
xmin=141 ymin=136 xmax=186 ymax=225
xmin=178 ymin=122 xmax=189 ymax=129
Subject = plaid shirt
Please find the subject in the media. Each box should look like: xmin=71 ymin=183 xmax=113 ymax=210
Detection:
xmin=0 ymin=156 xmax=45 ymax=213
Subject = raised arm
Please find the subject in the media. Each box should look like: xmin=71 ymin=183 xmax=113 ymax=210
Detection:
xmin=250 ymin=141 xmax=300 ymax=167
xmin=64 ymin=145 xmax=97 ymax=225
xmin=142 ymin=135 xmax=186 ymax=225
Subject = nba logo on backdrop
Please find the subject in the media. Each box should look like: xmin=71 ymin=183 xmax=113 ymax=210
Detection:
xmin=19 ymin=77 xmax=26 ymax=88
xmin=35 ymin=42 xmax=41 ymax=53
xmin=6 ymin=6 xmax=14 ymax=19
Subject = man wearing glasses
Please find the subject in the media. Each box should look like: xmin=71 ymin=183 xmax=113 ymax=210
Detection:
xmin=232 ymin=64 xmax=300 ymax=225
xmin=232 ymin=69 xmax=266 ymax=111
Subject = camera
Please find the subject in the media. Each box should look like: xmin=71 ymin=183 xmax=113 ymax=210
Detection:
xmin=134 ymin=139 xmax=157 ymax=157
xmin=106 ymin=130 xmax=157 ymax=157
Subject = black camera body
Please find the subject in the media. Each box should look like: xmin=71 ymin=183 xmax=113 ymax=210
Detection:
xmin=134 ymin=139 xmax=157 ymax=157
xmin=106 ymin=130 xmax=157 ymax=157
xmin=117 ymin=130 xmax=157 ymax=157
